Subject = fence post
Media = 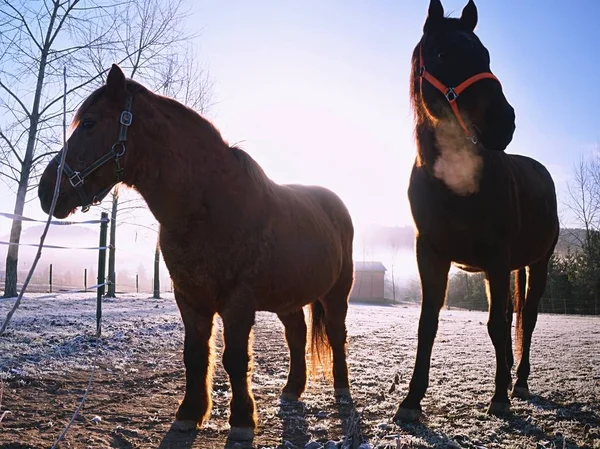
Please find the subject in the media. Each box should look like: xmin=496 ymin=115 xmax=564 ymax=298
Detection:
xmin=153 ymin=240 xmax=160 ymax=299
xmin=84 ymin=268 xmax=87 ymax=292
xmin=97 ymin=212 xmax=109 ymax=336
xmin=49 ymin=263 xmax=53 ymax=293
xmin=136 ymin=274 xmax=139 ymax=293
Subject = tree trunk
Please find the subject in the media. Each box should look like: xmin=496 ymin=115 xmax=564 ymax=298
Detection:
xmin=153 ymin=239 xmax=160 ymax=299
xmin=3 ymin=4 xmax=58 ymax=298
xmin=3 ymin=164 xmax=30 ymax=297
xmin=106 ymin=190 xmax=118 ymax=297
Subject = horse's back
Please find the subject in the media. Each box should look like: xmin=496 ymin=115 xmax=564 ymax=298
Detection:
xmin=251 ymin=184 xmax=353 ymax=312
xmin=507 ymin=154 xmax=557 ymax=206
xmin=280 ymin=184 xmax=354 ymax=237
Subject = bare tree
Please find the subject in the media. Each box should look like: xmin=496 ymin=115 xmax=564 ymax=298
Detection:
xmin=566 ymin=153 xmax=600 ymax=249
xmin=565 ymin=146 xmax=600 ymax=315
xmin=0 ymin=0 xmax=206 ymax=297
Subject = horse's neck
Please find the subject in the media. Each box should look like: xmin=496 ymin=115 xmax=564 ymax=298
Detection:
xmin=127 ymin=95 xmax=266 ymax=232
xmin=130 ymin=143 xmax=258 ymax=233
xmin=416 ymin=121 xmax=484 ymax=196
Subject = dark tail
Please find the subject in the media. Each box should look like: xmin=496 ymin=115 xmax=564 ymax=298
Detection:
xmin=514 ymin=267 xmax=526 ymax=359
xmin=309 ymin=300 xmax=332 ymax=378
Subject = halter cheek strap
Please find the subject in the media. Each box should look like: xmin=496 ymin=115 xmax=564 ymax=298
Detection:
xmin=418 ymin=45 xmax=501 ymax=144
xmin=55 ymin=94 xmax=133 ymax=212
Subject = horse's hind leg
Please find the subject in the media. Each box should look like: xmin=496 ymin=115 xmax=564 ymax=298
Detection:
xmin=278 ymin=309 xmax=307 ymax=401
xmin=321 ymin=266 xmax=354 ymax=398
xmin=221 ymin=304 xmax=257 ymax=441
xmin=512 ymin=259 xmax=548 ymax=399
xmin=506 ymin=285 xmax=514 ymax=383
xmin=172 ymin=294 xmax=216 ymax=431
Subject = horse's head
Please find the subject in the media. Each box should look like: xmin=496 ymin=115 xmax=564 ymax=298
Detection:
xmin=412 ymin=0 xmax=515 ymax=152
xmin=39 ymin=65 xmax=135 ymax=218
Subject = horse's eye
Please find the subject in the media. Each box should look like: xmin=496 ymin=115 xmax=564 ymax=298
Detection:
xmin=437 ymin=52 xmax=447 ymax=63
xmin=81 ymin=119 xmax=95 ymax=130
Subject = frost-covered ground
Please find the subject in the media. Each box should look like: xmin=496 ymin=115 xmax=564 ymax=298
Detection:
xmin=0 ymin=293 xmax=598 ymax=449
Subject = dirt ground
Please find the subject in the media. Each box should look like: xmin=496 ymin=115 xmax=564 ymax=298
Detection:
xmin=0 ymin=293 xmax=598 ymax=449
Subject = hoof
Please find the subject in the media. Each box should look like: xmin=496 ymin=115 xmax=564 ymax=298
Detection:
xmin=280 ymin=391 xmax=301 ymax=402
xmin=511 ymin=386 xmax=530 ymax=399
xmin=393 ymin=406 xmax=422 ymax=422
xmin=170 ymin=419 xmax=198 ymax=432
xmin=228 ymin=426 xmax=255 ymax=441
xmin=487 ymin=401 xmax=510 ymax=416
xmin=334 ymin=387 xmax=351 ymax=398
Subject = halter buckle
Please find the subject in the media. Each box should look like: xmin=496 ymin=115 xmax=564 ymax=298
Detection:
xmin=69 ymin=171 xmax=84 ymax=187
xmin=112 ymin=142 xmax=126 ymax=157
xmin=120 ymin=111 xmax=133 ymax=126
xmin=81 ymin=205 xmax=91 ymax=213
xmin=445 ymin=88 xmax=458 ymax=102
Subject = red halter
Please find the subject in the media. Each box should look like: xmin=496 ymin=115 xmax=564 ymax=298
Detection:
xmin=418 ymin=45 xmax=501 ymax=144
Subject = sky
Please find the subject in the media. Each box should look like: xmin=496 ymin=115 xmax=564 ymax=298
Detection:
xmin=1 ymin=0 xmax=600 ymax=278
xmin=187 ymin=0 xmax=600 ymax=229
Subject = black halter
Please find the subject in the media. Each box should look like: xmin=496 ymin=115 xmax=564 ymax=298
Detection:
xmin=55 ymin=94 xmax=133 ymax=212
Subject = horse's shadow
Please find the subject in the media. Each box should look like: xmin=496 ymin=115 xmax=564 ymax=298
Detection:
xmin=278 ymin=399 xmax=311 ymax=447
xmin=155 ymin=400 xmax=313 ymax=449
xmin=156 ymin=428 xmax=199 ymax=449
xmin=335 ymin=395 xmax=365 ymax=448
xmin=275 ymin=395 xmax=363 ymax=448
xmin=392 ymin=395 xmax=593 ymax=449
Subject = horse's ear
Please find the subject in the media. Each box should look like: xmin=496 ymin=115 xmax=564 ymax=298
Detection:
xmin=105 ymin=64 xmax=127 ymax=100
xmin=424 ymin=0 xmax=444 ymax=32
xmin=460 ymin=0 xmax=478 ymax=31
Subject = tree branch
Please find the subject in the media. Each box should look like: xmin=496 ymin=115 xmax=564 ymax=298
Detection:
xmin=31 ymin=150 xmax=58 ymax=164
xmin=48 ymin=0 xmax=82 ymax=47
xmin=1 ymin=0 xmax=44 ymax=52
xmin=0 ymin=129 xmax=23 ymax=165
xmin=0 ymin=80 xmax=31 ymax=117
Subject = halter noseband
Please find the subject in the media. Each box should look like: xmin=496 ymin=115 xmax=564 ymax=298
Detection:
xmin=54 ymin=94 xmax=133 ymax=212
xmin=418 ymin=44 xmax=501 ymax=144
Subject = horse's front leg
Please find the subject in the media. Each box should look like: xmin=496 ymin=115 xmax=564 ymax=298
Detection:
xmin=394 ymin=236 xmax=450 ymax=422
xmin=221 ymin=299 xmax=257 ymax=442
xmin=486 ymin=267 xmax=512 ymax=415
xmin=172 ymin=292 xmax=216 ymax=431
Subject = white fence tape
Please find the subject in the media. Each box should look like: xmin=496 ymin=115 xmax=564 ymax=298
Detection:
xmin=1 ymin=283 xmax=106 ymax=301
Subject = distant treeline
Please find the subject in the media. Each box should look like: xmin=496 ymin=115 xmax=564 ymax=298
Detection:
xmin=375 ymin=226 xmax=598 ymax=315
xmin=445 ymin=229 xmax=600 ymax=315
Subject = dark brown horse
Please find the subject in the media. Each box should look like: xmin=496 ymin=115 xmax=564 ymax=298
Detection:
xmin=38 ymin=65 xmax=355 ymax=441
xmin=395 ymin=0 xmax=559 ymax=421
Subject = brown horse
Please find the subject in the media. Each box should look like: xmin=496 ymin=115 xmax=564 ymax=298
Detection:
xmin=394 ymin=0 xmax=559 ymax=421
xmin=37 ymin=65 xmax=355 ymax=441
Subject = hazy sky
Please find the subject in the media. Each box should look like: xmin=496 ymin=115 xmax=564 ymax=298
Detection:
xmin=188 ymin=0 xmax=600 ymax=230
xmin=1 ymin=0 xmax=600 ymax=273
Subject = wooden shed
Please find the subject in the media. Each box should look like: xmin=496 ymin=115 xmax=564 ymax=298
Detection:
xmin=349 ymin=261 xmax=387 ymax=303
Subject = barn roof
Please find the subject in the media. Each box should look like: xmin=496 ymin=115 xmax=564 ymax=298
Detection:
xmin=354 ymin=261 xmax=387 ymax=272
